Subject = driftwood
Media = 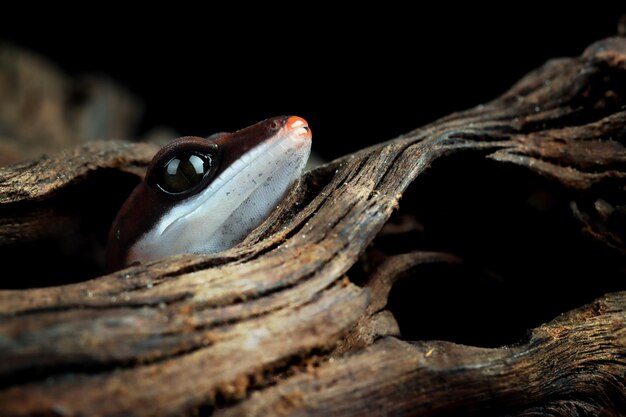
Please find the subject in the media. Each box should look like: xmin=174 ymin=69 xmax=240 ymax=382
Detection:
xmin=0 ymin=36 xmax=625 ymax=416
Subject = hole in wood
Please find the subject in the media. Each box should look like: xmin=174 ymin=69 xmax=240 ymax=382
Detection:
xmin=357 ymin=152 xmax=624 ymax=347
xmin=0 ymin=170 xmax=139 ymax=288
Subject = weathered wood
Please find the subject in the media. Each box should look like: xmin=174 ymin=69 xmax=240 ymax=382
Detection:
xmin=219 ymin=292 xmax=626 ymax=417
xmin=0 ymin=36 xmax=625 ymax=416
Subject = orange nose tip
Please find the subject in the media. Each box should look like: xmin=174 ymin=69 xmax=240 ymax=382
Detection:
xmin=286 ymin=116 xmax=311 ymax=139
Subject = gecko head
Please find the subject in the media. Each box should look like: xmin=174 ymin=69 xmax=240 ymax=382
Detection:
xmin=105 ymin=116 xmax=312 ymax=271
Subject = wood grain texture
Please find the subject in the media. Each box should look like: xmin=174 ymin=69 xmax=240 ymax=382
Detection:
xmin=0 ymin=37 xmax=625 ymax=416
xmin=219 ymin=293 xmax=626 ymax=417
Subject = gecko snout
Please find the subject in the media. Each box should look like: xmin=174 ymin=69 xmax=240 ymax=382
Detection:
xmin=285 ymin=116 xmax=312 ymax=140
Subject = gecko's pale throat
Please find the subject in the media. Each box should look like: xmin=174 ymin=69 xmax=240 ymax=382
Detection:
xmin=105 ymin=116 xmax=312 ymax=271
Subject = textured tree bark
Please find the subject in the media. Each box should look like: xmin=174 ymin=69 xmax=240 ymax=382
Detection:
xmin=0 ymin=36 xmax=625 ymax=416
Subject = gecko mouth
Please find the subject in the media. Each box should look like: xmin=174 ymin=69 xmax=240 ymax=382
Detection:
xmin=285 ymin=116 xmax=312 ymax=144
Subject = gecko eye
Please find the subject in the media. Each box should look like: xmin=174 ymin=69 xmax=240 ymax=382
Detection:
xmin=156 ymin=152 xmax=213 ymax=195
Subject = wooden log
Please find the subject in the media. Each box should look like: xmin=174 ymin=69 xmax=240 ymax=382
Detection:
xmin=0 ymin=36 xmax=625 ymax=416
xmin=219 ymin=292 xmax=626 ymax=417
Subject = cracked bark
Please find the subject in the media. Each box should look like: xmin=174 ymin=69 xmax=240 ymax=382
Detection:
xmin=0 ymin=36 xmax=625 ymax=416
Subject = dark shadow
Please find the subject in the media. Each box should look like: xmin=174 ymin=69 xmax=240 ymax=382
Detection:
xmin=359 ymin=152 xmax=624 ymax=347
xmin=0 ymin=169 xmax=140 ymax=288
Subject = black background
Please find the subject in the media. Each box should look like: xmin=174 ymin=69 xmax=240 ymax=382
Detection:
xmin=3 ymin=9 xmax=624 ymax=160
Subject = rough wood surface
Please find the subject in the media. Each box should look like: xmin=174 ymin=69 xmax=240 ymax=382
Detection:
xmin=0 ymin=37 xmax=625 ymax=416
xmin=219 ymin=293 xmax=626 ymax=417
